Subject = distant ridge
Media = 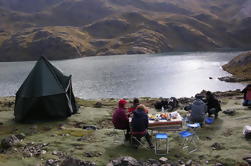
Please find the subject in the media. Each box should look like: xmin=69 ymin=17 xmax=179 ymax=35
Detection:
xmin=0 ymin=0 xmax=251 ymax=61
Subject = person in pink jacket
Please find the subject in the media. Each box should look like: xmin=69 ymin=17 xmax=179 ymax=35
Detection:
xmin=112 ymin=99 xmax=130 ymax=141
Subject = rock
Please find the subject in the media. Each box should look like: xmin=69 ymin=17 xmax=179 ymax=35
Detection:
xmin=211 ymin=142 xmax=224 ymax=150
xmin=84 ymin=152 xmax=102 ymax=158
xmin=223 ymin=109 xmax=236 ymax=116
xmin=120 ymin=156 xmax=140 ymax=166
xmin=218 ymin=76 xmax=251 ymax=83
xmin=215 ymin=163 xmax=223 ymax=166
xmin=245 ymin=159 xmax=251 ymax=165
xmin=15 ymin=133 xmax=26 ymax=140
xmin=159 ymin=157 xmax=168 ymax=164
xmin=209 ymin=77 xmax=213 ymax=79
xmin=83 ymin=125 xmax=97 ymax=130
xmin=61 ymin=157 xmax=96 ymax=166
xmin=45 ymin=159 xmax=60 ymax=166
xmin=41 ymin=150 xmax=47 ymax=155
xmin=31 ymin=125 xmax=38 ymax=130
xmin=185 ymin=160 xmax=192 ymax=166
xmin=1 ymin=135 xmax=20 ymax=149
xmin=205 ymin=136 xmax=212 ymax=140
xmin=161 ymin=164 xmax=171 ymax=166
xmin=145 ymin=159 xmax=160 ymax=165
xmin=243 ymin=154 xmax=251 ymax=165
xmin=94 ymin=102 xmax=103 ymax=108
xmin=243 ymin=154 xmax=251 ymax=160
xmin=59 ymin=124 xmax=66 ymax=130
xmin=107 ymin=156 xmax=140 ymax=166
xmin=52 ymin=151 xmax=58 ymax=155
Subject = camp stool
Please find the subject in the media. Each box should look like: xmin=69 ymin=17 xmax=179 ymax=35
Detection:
xmin=186 ymin=123 xmax=200 ymax=141
xmin=155 ymin=133 xmax=169 ymax=155
xmin=178 ymin=130 xmax=198 ymax=153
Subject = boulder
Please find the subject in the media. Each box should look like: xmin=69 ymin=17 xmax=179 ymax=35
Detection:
xmin=243 ymin=154 xmax=251 ymax=165
xmin=45 ymin=159 xmax=60 ymax=166
xmin=223 ymin=109 xmax=236 ymax=116
xmin=1 ymin=135 xmax=20 ymax=149
xmin=107 ymin=156 xmax=140 ymax=166
xmin=185 ymin=160 xmax=192 ymax=166
xmin=159 ymin=157 xmax=168 ymax=164
xmin=94 ymin=102 xmax=103 ymax=108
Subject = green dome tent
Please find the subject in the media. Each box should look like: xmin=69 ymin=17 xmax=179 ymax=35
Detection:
xmin=14 ymin=56 xmax=78 ymax=123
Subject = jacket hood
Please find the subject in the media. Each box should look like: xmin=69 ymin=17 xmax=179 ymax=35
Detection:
xmin=133 ymin=109 xmax=145 ymax=117
xmin=193 ymin=99 xmax=205 ymax=105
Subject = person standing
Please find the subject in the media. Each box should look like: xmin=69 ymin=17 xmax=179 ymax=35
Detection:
xmin=112 ymin=99 xmax=130 ymax=141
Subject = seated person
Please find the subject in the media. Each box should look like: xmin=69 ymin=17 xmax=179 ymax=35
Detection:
xmin=112 ymin=99 xmax=130 ymax=141
xmin=205 ymin=91 xmax=221 ymax=119
xmin=184 ymin=94 xmax=207 ymax=125
xmin=131 ymin=104 xmax=154 ymax=149
xmin=242 ymin=84 xmax=251 ymax=106
xmin=128 ymin=98 xmax=140 ymax=113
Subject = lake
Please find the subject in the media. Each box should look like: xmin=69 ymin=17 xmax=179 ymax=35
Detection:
xmin=0 ymin=52 xmax=246 ymax=99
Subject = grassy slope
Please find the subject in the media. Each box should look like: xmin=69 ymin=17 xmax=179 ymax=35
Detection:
xmin=0 ymin=96 xmax=250 ymax=166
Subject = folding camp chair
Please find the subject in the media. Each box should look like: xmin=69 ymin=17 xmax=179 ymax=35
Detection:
xmin=179 ymin=123 xmax=200 ymax=153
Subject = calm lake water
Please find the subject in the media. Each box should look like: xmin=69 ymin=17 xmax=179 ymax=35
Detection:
xmin=0 ymin=52 xmax=246 ymax=99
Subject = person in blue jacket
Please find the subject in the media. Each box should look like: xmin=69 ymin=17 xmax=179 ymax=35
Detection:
xmin=131 ymin=104 xmax=154 ymax=149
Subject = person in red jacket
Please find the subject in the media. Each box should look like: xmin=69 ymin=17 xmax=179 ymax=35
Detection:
xmin=112 ymin=99 xmax=130 ymax=141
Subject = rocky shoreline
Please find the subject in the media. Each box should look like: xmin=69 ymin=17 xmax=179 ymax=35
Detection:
xmin=221 ymin=51 xmax=251 ymax=83
xmin=0 ymin=90 xmax=250 ymax=166
xmin=218 ymin=76 xmax=251 ymax=83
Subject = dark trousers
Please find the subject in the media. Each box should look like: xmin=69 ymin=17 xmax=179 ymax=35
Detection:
xmin=208 ymin=108 xmax=218 ymax=118
xmin=131 ymin=132 xmax=153 ymax=147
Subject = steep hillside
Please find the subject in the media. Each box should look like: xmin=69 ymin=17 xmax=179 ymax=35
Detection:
xmin=0 ymin=27 xmax=95 ymax=61
xmin=223 ymin=51 xmax=251 ymax=79
xmin=0 ymin=0 xmax=251 ymax=61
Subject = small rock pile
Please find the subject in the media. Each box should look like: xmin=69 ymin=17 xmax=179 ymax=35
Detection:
xmin=45 ymin=157 xmax=96 ymax=166
xmin=21 ymin=143 xmax=48 ymax=157
xmin=107 ymin=156 xmax=174 ymax=166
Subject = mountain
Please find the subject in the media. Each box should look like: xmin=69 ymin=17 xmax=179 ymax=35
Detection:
xmin=0 ymin=0 xmax=251 ymax=61
xmin=223 ymin=51 xmax=251 ymax=79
